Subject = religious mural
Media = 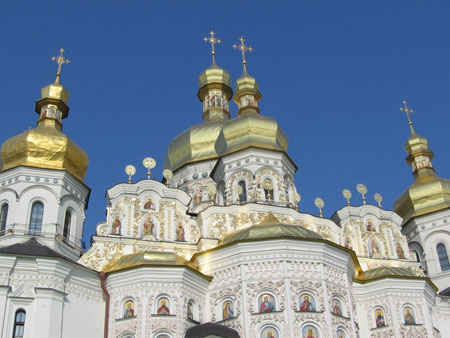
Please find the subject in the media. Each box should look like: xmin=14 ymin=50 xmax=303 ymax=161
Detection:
xmin=331 ymin=299 xmax=342 ymax=316
xmin=299 ymin=294 xmax=316 ymax=312
xmin=187 ymin=301 xmax=194 ymax=320
xmin=366 ymin=220 xmax=375 ymax=232
xmin=143 ymin=217 xmax=155 ymax=237
xmin=375 ymin=309 xmax=386 ymax=327
xmin=123 ymin=300 xmax=134 ymax=318
xmin=396 ymin=241 xmax=405 ymax=259
xmin=111 ymin=216 xmax=121 ymax=235
xmin=222 ymin=300 xmax=234 ymax=320
xmin=260 ymin=326 xmax=278 ymax=338
xmin=368 ymin=238 xmax=380 ymax=257
xmin=302 ymin=325 xmax=319 ymax=338
xmin=193 ymin=188 xmax=202 ymax=205
xmin=157 ymin=297 xmax=170 ymax=315
xmin=404 ymin=306 xmax=416 ymax=325
xmin=258 ymin=294 xmax=275 ymax=313
xmin=144 ymin=198 xmax=155 ymax=210
xmin=175 ymin=222 xmax=185 ymax=242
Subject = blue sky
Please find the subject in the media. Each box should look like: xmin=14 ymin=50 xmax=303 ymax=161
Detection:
xmin=1 ymin=1 xmax=449 ymax=246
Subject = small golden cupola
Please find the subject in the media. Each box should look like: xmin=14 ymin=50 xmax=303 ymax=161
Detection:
xmin=215 ymin=37 xmax=288 ymax=157
xmin=0 ymin=49 xmax=89 ymax=182
xmin=164 ymin=30 xmax=233 ymax=172
xmin=394 ymin=101 xmax=450 ymax=224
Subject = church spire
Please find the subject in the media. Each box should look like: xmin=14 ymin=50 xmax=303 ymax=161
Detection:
xmin=35 ymin=48 xmax=71 ymax=131
xmin=401 ymin=101 xmax=434 ymax=177
xmin=204 ymin=29 xmax=221 ymax=66
xmin=233 ymin=36 xmax=253 ymax=75
xmin=198 ymin=30 xmax=232 ymax=122
xmin=232 ymin=36 xmax=261 ymax=116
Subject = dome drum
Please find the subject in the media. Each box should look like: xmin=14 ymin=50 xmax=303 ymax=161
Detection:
xmin=35 ymin=97 xmax=70 ymax=121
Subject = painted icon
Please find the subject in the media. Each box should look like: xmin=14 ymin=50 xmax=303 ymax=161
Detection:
xmin=258 ymin=294 xmax=275 ymax=313
xmin=222 ymin=300 xmax=234 ymax=320
xmin=375 ymin=309 xmax=386 ymax=327
xmin=404 ymin=307 xmax=415 ymax=325
xmin=143 ymin=218 xmax=155 ymax=236
xmin=144 ymin=198 xmax=155 ymax=210
xmin=112 ymin=216 xmax=121 ymax=235
xmin=332 ymin=299 xmax=342 ymax=316
xmin=302 ymin=325 xmax=319 ymax=338
xmin=157 ymin=297 xmax=170 ymax=315
xmin=187 ymin=302 xmax=194 ymax=320
xmin=299 ymin=294 xmax=316 ymax=312
xmin=123 ymin=300 xmax=134 ymax=318
xmin=261 ymin=326 xmax=278 ymax=338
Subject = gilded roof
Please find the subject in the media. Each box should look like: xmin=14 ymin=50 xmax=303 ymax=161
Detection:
xmin=215 ymin=112 xmax=288 ymax=157
xmin=394 ymin=130 xmax=450 ymax=224
xmin=362 ymin=266 xmax=417 ymax=279
xmin=101 ymin=251 xmax=204 ymax=275
xmin=221 ymin=212 xmax=322 ymax=245
xmin=1 ymin=119 xmax=89 ymax=182
xmin=164 ymin=119 xmax=227 ymax=172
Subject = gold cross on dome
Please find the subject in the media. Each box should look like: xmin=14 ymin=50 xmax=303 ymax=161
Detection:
xmin=400 ymin=100 xmax=414 ymax=128
xmin=233 ymin=36 xmax=253 ymax=73
xmin=204 ymin=29 xmax=221 ymax=64
xmin=51 ymin=48 xmax=71 ymax=83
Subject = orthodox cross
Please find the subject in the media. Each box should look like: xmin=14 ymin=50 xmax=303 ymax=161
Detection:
xmin=51 ymin=48 xmax=71 ymax=83
xmin=204 ymin=29 xmax=221 ymax=64
xmin=233 ymin=36 xmax=253 ymax=73
xmin=400 ymin=100 xmax=414 ymax=130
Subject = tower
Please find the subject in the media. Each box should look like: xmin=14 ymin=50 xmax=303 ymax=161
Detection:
xmin=394 ymin=101 xmax=450 ymax=291
xmin=0 ymin=49 xmax=90 ymax=260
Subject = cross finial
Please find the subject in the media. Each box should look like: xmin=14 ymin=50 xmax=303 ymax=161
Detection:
xmin=400 ymin=100 xmax=414 ymax=132
xmin=51 ymin=48 xmax=71 ymax=83
xmin=233 ymin=36 xmax=253 ymax=74
xmin=204 ymin=29 xmax=221 ymax=65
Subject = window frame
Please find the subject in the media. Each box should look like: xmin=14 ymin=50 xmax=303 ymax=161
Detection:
xmin=63 ymin=210 xmax=72 ymax=239
xmin=12 ymin=309 xmax=26 ymax=338
xmin=29 ymin=202 xmax=44 ymax=235
xmin=437 ymin=243 xmax=450 ymax=271
xmin=0 ymin=203 xmax=8 ymax=234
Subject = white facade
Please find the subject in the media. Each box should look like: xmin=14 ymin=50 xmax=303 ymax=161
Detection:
xmin=0 ymin=62 xmax=450 ymax=338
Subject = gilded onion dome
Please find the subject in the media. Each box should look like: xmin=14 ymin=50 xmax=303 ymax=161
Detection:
xmin=0 ymin=50 xmax=89 ymax=182
xmin=221 ymin=212 xmax=322 ymax=245
xmin=215 ymin=69 xmax=288 ymax=157
xmin=394 ymin=126 xmax=450 ymax=224
xmin=164 ymin=32 xmax=233 ymax=172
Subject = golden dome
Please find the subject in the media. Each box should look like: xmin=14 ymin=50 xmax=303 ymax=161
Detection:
xmin=165 ymin=62 xmax=233 ymax=172
xmin=0 ymin=79 xmax=88 ymax=182
xmin=215 ymin=111 xmax=288 ymax=157
xmin=394 ymin=129 xmax=450 ymax=224
xmin=221 ymin=212 xmax=322 ymax=245
xmin=101 ymin=251 xmax=205 ymax=276
xmin=164 ymin=119 xmax=227 ymax=172
xmin=197 ymin=63 xmax=233 ymax=100
xmin=40 ymin=81 xmax=69 ymax=104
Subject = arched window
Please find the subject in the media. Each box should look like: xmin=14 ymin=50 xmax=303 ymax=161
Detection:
xmin=12 ymin=309 xmax=26 ymax=338
xmin=29 ymin=202 xmax=44 ymax=235
xmin=63 ymin=211 xmax=71 ymax=239
xmin=238 ymin=181 xmax=247 ymax=203
xmin=437 ymin=243 xmax=450 ymax=271
xmin=0 ymin=203 xmax=8 ymax=234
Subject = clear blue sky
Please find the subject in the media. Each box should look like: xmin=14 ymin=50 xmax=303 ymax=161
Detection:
xmin=1 ymin=1 xmax=449 ymax=246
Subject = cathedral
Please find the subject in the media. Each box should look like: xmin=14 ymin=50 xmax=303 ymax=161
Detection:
xmin=0 ymin=32 xmax=450 ymax=338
